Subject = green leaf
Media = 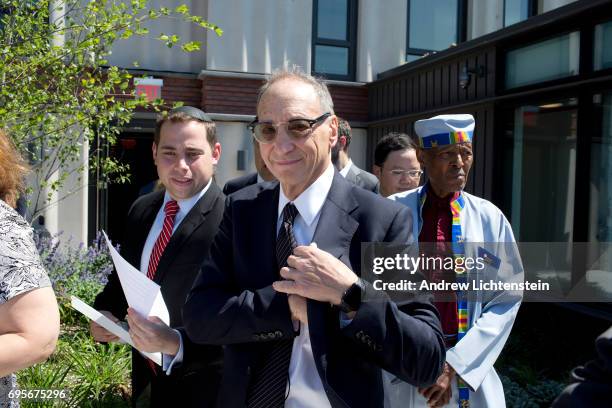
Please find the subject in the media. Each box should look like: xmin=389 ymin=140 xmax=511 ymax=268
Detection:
xmin=175 ymin=4 xmax=190 ymax=15
xmin=181 ymin=41 xmax=201 ymax=52
xmin=120 ymin=28 xmax=133 ymax=39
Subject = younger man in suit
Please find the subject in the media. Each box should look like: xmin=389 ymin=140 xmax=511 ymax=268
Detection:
xmin=332 ymin=117 xmax=379 ymax=192
xmin=91 ymin=106 xmax=225 ymax=407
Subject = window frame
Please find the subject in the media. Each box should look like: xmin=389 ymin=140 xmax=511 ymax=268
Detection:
xmin=405 ymin=0 xmax=467 ymax=61
xmin=503 ymin=30 xmax=582 ymax=90
xmin=311 ymin=0 xmax=358 ymax=81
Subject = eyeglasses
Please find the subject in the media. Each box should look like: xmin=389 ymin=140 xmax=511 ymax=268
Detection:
xmin=388 ymin=169 xmax=423 ymax=178
xmin=248 ymin=112 xmax=332 ymax=144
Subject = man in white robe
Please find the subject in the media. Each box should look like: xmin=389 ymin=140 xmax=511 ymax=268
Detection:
xmin=388 ymin=114 xmax=523 ymax=408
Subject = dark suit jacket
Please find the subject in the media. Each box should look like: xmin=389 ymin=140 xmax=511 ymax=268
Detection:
xmin=94 ymin=184 xmax=225 ymax=408
xmin=222 ymin=172 xmax=258 ymax=195
xmin=184 ymin=173 xmax=445 ymax=408
xmin=345 ymin=163 xmax=379 ymax=193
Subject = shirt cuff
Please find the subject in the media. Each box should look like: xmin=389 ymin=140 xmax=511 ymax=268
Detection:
xmin=162 ymin=329 xmax=184 ymax=375
xmin=339 ymin=312 xmax=353 ymax=328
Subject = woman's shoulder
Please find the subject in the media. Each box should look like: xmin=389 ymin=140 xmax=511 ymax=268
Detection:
xmin=0 ymin=199 xmax=50 ymax=304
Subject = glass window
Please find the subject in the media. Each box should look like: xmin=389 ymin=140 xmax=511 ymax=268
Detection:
xmin=505 ymin=32 xmax=580 ymax=89
xmin=504 ymin=0 xmax=532 ymax=27
xmin=312 ymin=0 xmax=356 ymax=80
xmin=408 ymin=0 xmax=458 ymax=51
xmin=594 ymin=21 xmax=612 ymax=71
xmin=317 ymin=0 xmax=347 ymax=41
xmin=502 ymin=99 xmax=578 ymax=242
xmin=590 ymin=93 xmax=612 ymax=242
xmin=314 ymin=45 xmax=348 ymax=76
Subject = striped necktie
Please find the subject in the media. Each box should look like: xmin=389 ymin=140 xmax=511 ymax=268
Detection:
xmin=246 ymin=203 xmax=299 ymax=408
xmin=147 ymin=200 xmax=179 ymax=280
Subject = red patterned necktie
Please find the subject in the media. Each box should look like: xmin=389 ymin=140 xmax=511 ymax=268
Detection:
xmin=147 ymin=200 xmax=179 ymax=280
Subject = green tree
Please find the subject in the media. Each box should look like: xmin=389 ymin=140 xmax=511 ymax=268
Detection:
xmin=0 ymin=0 xmax=221 ymax=220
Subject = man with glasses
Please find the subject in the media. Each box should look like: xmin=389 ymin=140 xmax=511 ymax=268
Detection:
xmin=373 ymin=133 xmax=422 ymax=197
xmin=184 ymin=68 xmax=445 ymax=408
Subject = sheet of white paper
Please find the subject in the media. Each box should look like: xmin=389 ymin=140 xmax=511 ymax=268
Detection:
xmin=102 ymin=231 xmax=170 ymax=325
xmin=70 ymin=296 xmax=162 ymax=365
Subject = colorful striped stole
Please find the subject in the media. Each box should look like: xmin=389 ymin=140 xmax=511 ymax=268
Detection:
xmin=419 ymin=186 xmax=470 ymax=407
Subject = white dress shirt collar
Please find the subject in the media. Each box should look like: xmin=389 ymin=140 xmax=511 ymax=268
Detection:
xmin=339 ymin=159 xmax=353 ymax=178
xmin=278 ymin=163 xmax=334 ymax=227
xmin=162 ymin=178 xmax=212 ymax=223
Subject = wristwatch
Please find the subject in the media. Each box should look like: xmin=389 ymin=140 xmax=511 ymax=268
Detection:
xmin=338 ymin=278 xmax=365 ymax=313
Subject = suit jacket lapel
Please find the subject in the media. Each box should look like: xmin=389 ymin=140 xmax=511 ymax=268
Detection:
xmin=344 ymin=165 xmax=358 ymax=185
xmin=308 ymin=173 xmax=359 ymax=383
xmin=256 ymin=183 xmax=281 ymax=284
xmin=311 ymin=172 xmax=359 ymax=257
xmin=129 ymin=191 xmax=164 ymax=269
xmin=153 ymin=183 xmax=222 ymax=283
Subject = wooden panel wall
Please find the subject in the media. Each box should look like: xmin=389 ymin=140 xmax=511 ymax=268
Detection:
xmin=368 ymin=48 xmax=496 ymax=121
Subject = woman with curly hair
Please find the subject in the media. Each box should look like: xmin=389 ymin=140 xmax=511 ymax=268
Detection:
xmin=0 ymin=129 xmax=60 ymax=407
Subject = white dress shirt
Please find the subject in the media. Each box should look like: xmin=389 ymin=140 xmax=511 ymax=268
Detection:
xmin=277 ymin=163 xmax=334 ymax=408
xmin=139 ymin=178 xmax=212 ymax=373
xmin=339 ymin=159 xmax=353 ymax=178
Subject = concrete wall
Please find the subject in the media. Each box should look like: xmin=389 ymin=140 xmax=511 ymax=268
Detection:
xmin=214 ymin=121 xmax=253 ymax=187
xmin=356 ymin=0 xmax=407 ymax=82
xmin=206 ymin=0 xmax=312 ymax=74
xmin=348 ymin=127 xmax=369 ymax=172
xmin=107 ymin=0 xmax=209 ymax=73
xmin=27 ymin=138 xmax=89 ymax=246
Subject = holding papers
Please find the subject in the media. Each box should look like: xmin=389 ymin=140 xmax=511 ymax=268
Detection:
xmin=71 ymin=231 xmax=170 ymax=365
xmin=70 ymin=296 xmax=162 ymax=365
xmin=102 ymin=231 xmax=169 ymax=324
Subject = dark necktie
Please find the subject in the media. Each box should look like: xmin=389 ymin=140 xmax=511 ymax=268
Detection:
xmin=246 ymin=203 xmax=299 ymax=408
xmin=147 ymin=200 xmax=179 ymax=280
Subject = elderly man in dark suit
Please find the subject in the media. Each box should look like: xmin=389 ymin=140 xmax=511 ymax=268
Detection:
xmin=332 ymin=118 xmax=379 ymax=193
xmin=91 ymin=107 xmax=225 ymax=408
xmin=183 ymin=69 xmax=445 ymax=408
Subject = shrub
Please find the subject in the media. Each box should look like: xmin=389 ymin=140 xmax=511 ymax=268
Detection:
xmin=34 ymin=231 xmax=114 ymax=326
